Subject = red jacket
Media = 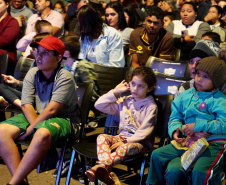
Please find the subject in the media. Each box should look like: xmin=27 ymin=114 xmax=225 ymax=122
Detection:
xmin=0 ymin=13 xmax=20 ymax=67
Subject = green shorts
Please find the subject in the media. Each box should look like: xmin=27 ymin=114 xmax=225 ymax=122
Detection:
xmin=0 ymin=114 xmax=71 ymax=144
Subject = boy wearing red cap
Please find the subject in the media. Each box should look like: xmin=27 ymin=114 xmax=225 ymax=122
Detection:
xmin=0 ymin=36 xmax=79 ymax=185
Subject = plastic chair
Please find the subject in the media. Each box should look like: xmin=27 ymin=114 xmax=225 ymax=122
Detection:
xmin=93 ymin=63 xmax=129 ymax=96
xmin=65 ymin=94 xmax=174 ymax=185
xmin=0 ymin=53 xmax=8 ymax=83
xmin=16 ymin=82 xmax=94 ymax=185
xmin=145 ymin=56 xmax=190 ymax=81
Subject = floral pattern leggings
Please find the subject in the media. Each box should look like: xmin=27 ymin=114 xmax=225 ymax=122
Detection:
xmin=96 ymin=134 xmax=144 ymax=170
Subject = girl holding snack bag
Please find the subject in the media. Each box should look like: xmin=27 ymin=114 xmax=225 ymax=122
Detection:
xmin=146 ymin=56 xmax=226 ymax=185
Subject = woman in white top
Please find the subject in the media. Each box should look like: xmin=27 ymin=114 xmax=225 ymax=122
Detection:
xmin=105 ymin=2 xmax=133 ymax=53
xmin=166 ymin=2 xmax=211 ymax=59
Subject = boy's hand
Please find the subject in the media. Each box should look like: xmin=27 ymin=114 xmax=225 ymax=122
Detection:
xmin=113 ymin=80 xmax=130 ymax=97
xmin=183 ymin=123 xmax=195 ymax=136
xmin=110 ymin=141 xmax=124 ymax=151
xmin=173 ymin=127 xmax=185 ymax=144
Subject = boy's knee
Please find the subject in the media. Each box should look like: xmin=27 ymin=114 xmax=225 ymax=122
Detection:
xmin=33 ymin=128 xmax=52 ymax=144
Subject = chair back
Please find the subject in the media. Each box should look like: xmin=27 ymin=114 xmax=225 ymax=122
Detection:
xmin=76 ymin=82 xmax=94 ymax=138
xmin=146 ymin=56 xmax=190 ymax=80
xmin=171 ymin=48 xmax=181 ymax=62
xmin=94 ymin=63 xmax=129 ymax=95
xmin=155 ymin=72 xmax=186 ymax=95
xmin=155 ymin=94 xmax=174 ymax=147
xmin=13 ymin=56 xmax=35 ymax=81
xmin=0 ymin=54 xmax=8 ymax=83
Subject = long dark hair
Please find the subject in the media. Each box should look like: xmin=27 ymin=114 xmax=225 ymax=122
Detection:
xmin=105 ymin=2 xmax=127 ymax=30
xmin=123 ymin=4 xmax=139 ymax=29
xmin=3 ymin=0 xmax=10 ymax=14
xmin=127 ymin=66 xmax=157 ymax=96
xmin=77 ymin=5 xmax=103 ymax=42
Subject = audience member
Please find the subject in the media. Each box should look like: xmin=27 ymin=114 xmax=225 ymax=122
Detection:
xmin=146 ymin=56 xmax=226 ymax=185
xmin=105 ymin=2 xmax=134 ymax=52
xmin=195 ymin=0 xmax=211 ymax=21
xmin=174 ymin=34 xmax=221 ymax=98
xmin=85 ymin=67 xmax=158 ymax=185
xmin=204 ymin=5 xmax=226 ymax=47
xmin=67 ymin=0 xmax=87 ymax=19
xmin=77 ymin=5 xmax=125 ymax=67
xmin=26 ymin=0 xmax=64 ymax=37
xmin=0 ymin=33 xmax=51 ymax=112
xmin=163 ymin=12 xmax=176 ymax=29
xmin=157 ymin=0 xmax=180 ymax=19
xmin=0 ymin=0 xmax=20 ymax=75
xmin=129 ymin=6 xmax=174 ymax=68
xmin=0 ymin=36 xmax=80 ymax=185
xmin=123 ymin=4 xmax=140 ymax=29
xmin=166 ymin=2 xmax=211 ymax=59
xmin=10 ymin=0 xmax=33 ymax=38
xmin=54 ymin=1 xmax=67 ymax=20
xmin=17 ymin=20 xmax=53 ymax=57
xmin=140 ymin=0 xmax=155 ymax=13
xmin=99 ymin=0 xmax=110 ymax=9
xmin=218 ymin=0 xmax=226 ymax=9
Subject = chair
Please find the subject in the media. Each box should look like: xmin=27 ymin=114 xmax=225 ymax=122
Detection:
xmin=16 ymin=82 xmax=94 ymax=185
xmin=0 ymin=53 xmax=8 ymax=83
xmin=154 ymin=72 xmax=187 ymax=95
xmin=94 ymin=63 xmax=129 ymax=96
xmin=145 ymin=56 xmax=190 ymax=81
xmin=171 ymin=48 xmax=181 ymax=62
xmin=65 ymin=94 xmax=174 ymax=185
xmin=0 ymin=56 xmax=35 ymax=117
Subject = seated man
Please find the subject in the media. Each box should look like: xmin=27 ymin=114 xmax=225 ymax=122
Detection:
xmin=26 ymin=0 xmax=64 ymax=38
xmin=0 ymin=36 xmax=79 ymax=185
xmin=129 ymin=6 xmax=174 ymax=68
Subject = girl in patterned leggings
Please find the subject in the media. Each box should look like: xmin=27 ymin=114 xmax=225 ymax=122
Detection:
xmin=85 ymin=66 xmax=158 ymax=184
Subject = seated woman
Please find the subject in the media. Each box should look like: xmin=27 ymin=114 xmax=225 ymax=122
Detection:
xmin=105 ymin=2 xmax=134 ymax=52
xmin=0 ymin=0 xmax=20 ymax=75
xmin=204 ymin=5 xmax=226 ymax=47
xmin=77 ymin=5 xmax=125 ymax=67
xmin=166 ymin=2 xmax=211 ymax=60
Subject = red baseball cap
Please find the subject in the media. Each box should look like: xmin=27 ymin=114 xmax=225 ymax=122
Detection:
xmin=30 ymin=36 xmax=65 ymax=56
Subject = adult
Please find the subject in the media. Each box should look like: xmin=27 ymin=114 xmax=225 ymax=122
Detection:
xmin=204 ymin=5 xmax=226 ymax=47
xmin=0 ymin=0 xmax=20 ymax=75
xmin=26 ymin=0 xmax=64 ymax=37
xmin=78 ymin=5 xmax=125 ymax=67
xmin=166 ymin=2 xmax=211 ymax=59
xmin=10 ymin=0 xmax=33 ymax=38
xmin=195 ymin=0 xmax=211 ymax=21
xmin=157 ymin=0 xmax=180 ymax=19
xmin=123 ymin=4 xmax=140 ymax=29
xmin=0 ymin=36 xmax=79 ymax=185
xmin=105 ymin=2 xmax=134 ymax=52
xmin=129 ymin=6 xmax=174 ymax=68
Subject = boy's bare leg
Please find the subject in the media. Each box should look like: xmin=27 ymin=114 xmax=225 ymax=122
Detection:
xmin=0 ymin=124 xmax=22 ymax=175
xmin=9 ymin=128 xmax=52 ymax=185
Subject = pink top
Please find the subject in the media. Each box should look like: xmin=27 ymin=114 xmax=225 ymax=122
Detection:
xmin=95 ymin=90 xmax=157 ymax=149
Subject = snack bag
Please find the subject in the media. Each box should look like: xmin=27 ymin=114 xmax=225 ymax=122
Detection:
xmin=181 ymin=138 xmax=209 ymax=172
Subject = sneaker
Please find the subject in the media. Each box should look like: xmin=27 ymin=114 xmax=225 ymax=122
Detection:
xmin=87 ymin=121 xmax=98 ymax=128
xmin=0 ymin=96 xmax=9 ymax=107
xmin=52 ymin=159 xmax=73 ymax=178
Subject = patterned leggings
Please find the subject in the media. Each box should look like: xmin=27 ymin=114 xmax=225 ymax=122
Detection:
xmin=96 ymin=134 xmax=144 ymax=170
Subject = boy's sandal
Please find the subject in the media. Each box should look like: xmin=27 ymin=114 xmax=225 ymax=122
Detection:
xmin=85 ymin=168 xmax=96 ymax=182
xmin=95 ymin=166 xmax=115 ymax=185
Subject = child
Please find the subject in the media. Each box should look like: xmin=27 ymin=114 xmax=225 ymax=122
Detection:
xmin=85 ymin=66 xmax=158 ymax=185
xmin=146 ymin=56 xmax=226 ymax=185
xmin=16 ymin=20 xmax=53 ymax=57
